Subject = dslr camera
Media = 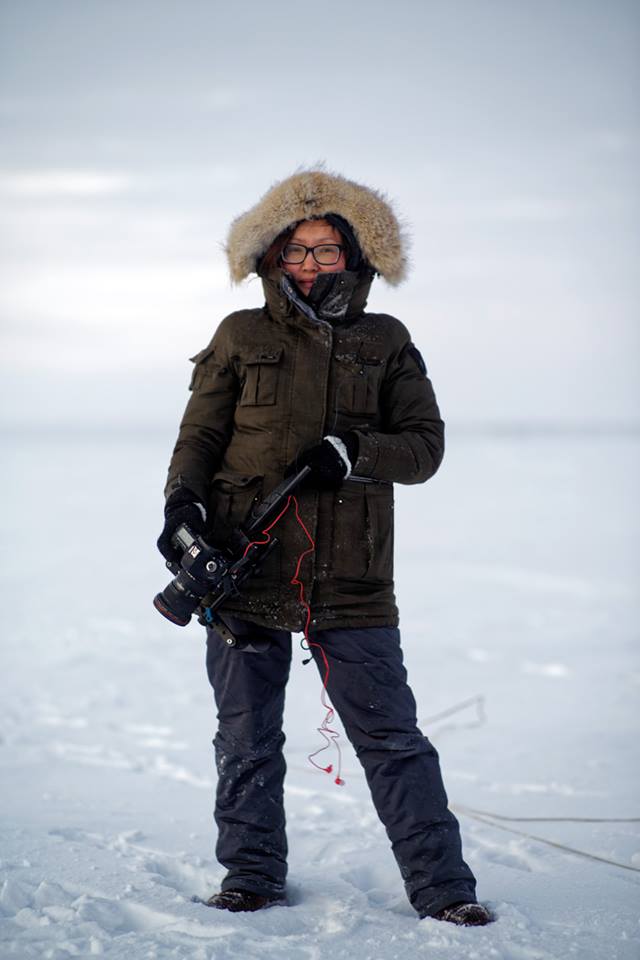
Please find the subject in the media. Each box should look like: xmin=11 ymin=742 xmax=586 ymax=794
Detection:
xmin=153 ymin=524 xmax=230 ymax=627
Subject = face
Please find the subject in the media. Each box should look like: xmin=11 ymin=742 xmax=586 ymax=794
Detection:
xmin=281 ymin=219 xmax=346 ymax=296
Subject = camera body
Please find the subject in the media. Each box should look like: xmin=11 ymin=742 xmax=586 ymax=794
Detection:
xmin=153 ymin=524 xmax=228 ymax=627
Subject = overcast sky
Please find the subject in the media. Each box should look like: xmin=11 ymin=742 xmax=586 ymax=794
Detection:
xmin=1 ymin=0 xmax=638 ymax=427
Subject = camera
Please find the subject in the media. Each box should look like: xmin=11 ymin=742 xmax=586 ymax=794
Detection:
xmin=153 ymin=524 xmax=228 ymax=627
xmin=154 ymin=465 xmax=312 ymax=634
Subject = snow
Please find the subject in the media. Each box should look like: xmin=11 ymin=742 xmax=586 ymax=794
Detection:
xmin=1 ymin=425 xmax=639 ymax=959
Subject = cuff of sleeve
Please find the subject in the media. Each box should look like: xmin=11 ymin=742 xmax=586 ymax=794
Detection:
xmin=164 ymin=475 xmax=209 ymax=510
xmin=351 ymin=430 xmax=379 ymax=478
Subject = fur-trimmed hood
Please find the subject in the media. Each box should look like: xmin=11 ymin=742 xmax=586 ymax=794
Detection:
xmin=225 ymin=169 xmax=409 ymax=286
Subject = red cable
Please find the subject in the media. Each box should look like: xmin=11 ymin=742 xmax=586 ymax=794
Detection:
xmin=289 ymin=497 xmax=345 ymax=787
xmin=242 ymin=495 xmax=345 ymax=786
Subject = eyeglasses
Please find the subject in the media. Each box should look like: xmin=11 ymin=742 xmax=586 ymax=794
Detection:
xmin=281 ymin=243 xmax=344 ymax=266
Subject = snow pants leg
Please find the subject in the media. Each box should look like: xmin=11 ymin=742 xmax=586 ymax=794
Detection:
xmin=309 ymin=625 xmax=477 ymax=918
xmin=205 ymin=618 xmax=292 ymax=899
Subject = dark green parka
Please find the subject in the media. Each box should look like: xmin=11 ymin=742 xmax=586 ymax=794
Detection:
xmin=164 ymin=170 xmax=444 ymax=632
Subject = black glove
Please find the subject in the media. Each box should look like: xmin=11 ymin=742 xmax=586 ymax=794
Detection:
xmin=286 ymin=432 xmax=359 ymax=490
xmin=157 ymin=487 xmax=207 ymax=563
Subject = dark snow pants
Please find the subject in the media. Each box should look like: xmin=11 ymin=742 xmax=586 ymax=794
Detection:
xmin=205 ymin=618 xmax=477 ymax=917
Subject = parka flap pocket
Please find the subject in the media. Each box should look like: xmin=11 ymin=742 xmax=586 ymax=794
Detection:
xmin=208 ymin=472 xmax=264 ymax=542
xmin=212 ymin=471 xmax=263 ymax=493
xmin=330 ymin=481 xmax=393 ymax=583
xmin=238 ymin=346 xmax=284 ymax=406
xmin=334 ymin=351 xmax=385 ymax=368
xmin=334 ymin=352 xmax=385 ymax=416
xmin=242 ymin=346 xmax=283 ymax=366
xmin=188 ymin=346 xmax=217 ymax=390
xmin=189 ymin=346 xmax=216 ymax=365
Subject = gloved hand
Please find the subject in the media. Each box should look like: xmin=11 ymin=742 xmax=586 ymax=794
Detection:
xmin=157 ymin=487 xmax=207 ymax=563
xmin=286 ymin=432 xmax=359 ymax=489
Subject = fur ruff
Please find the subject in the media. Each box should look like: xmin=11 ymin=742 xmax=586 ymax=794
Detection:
xmin=225 ymin=169 xmax=409 ymax=285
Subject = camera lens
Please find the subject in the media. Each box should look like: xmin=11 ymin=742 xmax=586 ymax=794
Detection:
xmin=153 ymin=576 xmax=202 ymax=626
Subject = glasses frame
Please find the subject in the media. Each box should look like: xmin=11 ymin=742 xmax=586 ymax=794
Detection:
xmin=280 ymin=242 xmax=345 ymax=266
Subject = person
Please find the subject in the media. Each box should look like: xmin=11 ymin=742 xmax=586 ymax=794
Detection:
xmin=157 ymin=169 xmax=492 ymax=926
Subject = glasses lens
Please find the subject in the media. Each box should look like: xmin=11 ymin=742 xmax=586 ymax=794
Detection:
xmin=314 ymin=244 xmax=341 ymax=265
xmin=282 ymin=244 xmax=306 ymax=264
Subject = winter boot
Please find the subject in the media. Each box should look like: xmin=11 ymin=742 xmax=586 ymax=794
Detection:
xmin=434 ymin=902 xmax=493 ymax=926
xmin=204 ymin=889 xmax=286 ymax=912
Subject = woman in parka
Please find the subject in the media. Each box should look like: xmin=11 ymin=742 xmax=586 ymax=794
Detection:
xmin=158 ymin=170 xmax=491 ymax=926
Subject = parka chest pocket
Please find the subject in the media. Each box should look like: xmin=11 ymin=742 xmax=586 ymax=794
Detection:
xmin=237 ymin=347 xmax=284 ymax=407
xmin=334 ymin=353 xmax=385 ymax=416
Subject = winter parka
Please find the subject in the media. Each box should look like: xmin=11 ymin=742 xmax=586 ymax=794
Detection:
xmin=164 ymin=171 xmax=445 ymax=632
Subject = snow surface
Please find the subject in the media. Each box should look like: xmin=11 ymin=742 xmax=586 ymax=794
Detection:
xmin=1 ymin=426 xmax=639 ymax=959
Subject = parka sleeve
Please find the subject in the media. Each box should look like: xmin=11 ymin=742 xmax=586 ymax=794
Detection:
xmin=351 ymin=334 xmax=445 ymax=485
xmin=163 ymin=322 xmax=240 ymax=504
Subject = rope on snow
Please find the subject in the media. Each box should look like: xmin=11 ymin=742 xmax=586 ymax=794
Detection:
xmin=453 ymin=804 xmax=640 ymax=874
